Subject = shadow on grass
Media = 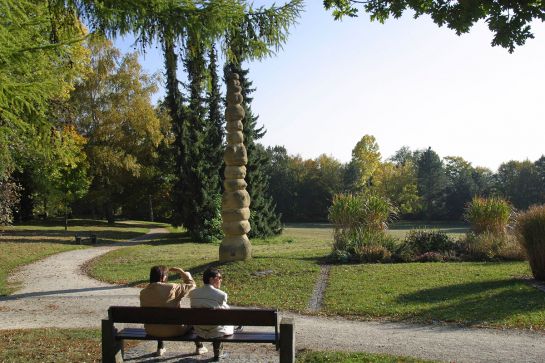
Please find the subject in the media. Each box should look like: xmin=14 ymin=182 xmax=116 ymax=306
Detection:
xmin=0 ymin=285 xmax=135 ymax=301
xmin=141 ymin=232 xmax=194 ymax=246
xmin=1 ymin=229 xmax=145 ymax=245
xmin=396 ymin=278 xmax=545 ymax=325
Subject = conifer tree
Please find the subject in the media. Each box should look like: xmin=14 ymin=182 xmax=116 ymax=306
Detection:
xmin=225 ymin=62 xmax=282 ymax=237
xmin=207 ymin=46 xmax=225 ymax=189
xmin=168 ymin=33 xmax=223 ymax=241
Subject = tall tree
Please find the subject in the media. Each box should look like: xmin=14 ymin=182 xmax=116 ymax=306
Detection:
xmin=443 ymin=156 xmax=477 ymax=219
xmin=1 ymin=0 xmax=88 ymax=222
xmin=535 ymin=156 xmax=545 ymax=205
xmin=176 ymin=33 xmax=223 ymax=241
xmin=373 ymin=161 xmax=420 ymax=217
xmin=416 ymin=147 xmax=447 ymax=220
xmin=324 ymin=0 xmax=545 ymax=52
xmin=265 ymin=146 xmax=298 ymax=222
xmin=207 ymin=46 xmax=225 ymax=190
xmin=69 ymin=37 xmax=162 ymax=222
xmin=351 ymin=134 xmax=381 ymax=190
xmin=496 ymin=160 xmax=541 ymax=210
xmin=224 ymin=63 xmax=282 ymax=237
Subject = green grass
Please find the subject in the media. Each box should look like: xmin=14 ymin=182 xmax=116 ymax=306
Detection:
xmin=323 ymin=262 xmax=545 ymax=329
xmin=0 ymin=219 xmax=150 ymax=295
xmin=89 ymin=221 xmax=544 ymax=330
xmin=0 ymin=328 xmax=101 ymax=363
xmin=297 ymin=350 xmax=438 ymax=363
xmin=88 ymin=226 xmax=330 ymax=311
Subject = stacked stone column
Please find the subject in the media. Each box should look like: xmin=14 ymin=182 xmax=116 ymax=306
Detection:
xmin=220 ymin=73 xmax=251 ymax=262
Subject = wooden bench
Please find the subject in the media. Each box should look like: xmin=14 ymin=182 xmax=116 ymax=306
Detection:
xmin=75 ymin=234 xmax=97 ymax=244
xmin=102 ymin=306 xmax=295 ymax=363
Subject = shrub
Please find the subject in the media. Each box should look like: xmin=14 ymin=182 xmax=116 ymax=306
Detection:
xmin=394 ymin=230 xmax=457 ymax=262
xmin=463 ymin=231 xmax=525 ymax=261
xmin=403 ymin=230 xmax=456 ymax=254
xmin=0 ymin=179 xmax=20 ymax=228
xmin=464 ymin=197 xmax=512 ymax=235
xmin=415 ymin=251 xmax=445 ymax=262
xmin=516 ymin=205 xmax=545 ymax=280
xmin=329 ymin=193 xmax=397 ymax=263
xmin=331 ymin=228 xmax=397 ymax=263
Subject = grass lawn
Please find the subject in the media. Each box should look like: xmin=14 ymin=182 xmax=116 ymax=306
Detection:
xmin=296 ymin=350 xmax=437 ymax=363
xmin=0 ymin=329 xmax=436 ymax=363
xmin=324 ymin=262 xmax=545 ymax=329
xmin=88 ymin=226 xmax=331 ymax=312
xmin=0 ymin=219 xmax=151 ymax=296
xmin=89 ymin=221 xmax=544 ymax=329
xmin=0 ymin=329 xmax=101 ymax=363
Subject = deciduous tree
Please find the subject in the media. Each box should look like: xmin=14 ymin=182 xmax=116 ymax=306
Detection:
xmin=324 ymin=0 xmax=545 ymax=52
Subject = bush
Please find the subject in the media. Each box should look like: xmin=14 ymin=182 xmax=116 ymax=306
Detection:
xmin=404 ymin=230 xmax=456 ymax=254
xmin=516 ymin=205 xmax=545 ymax=280
xmin=331 ymin=228 xmax=397 ymax=263
xmin=0 ymin=179 xmax=20 ymax=228
xmin=463 ymin=231 xmax=525 ymax=261
xmin=394 ymin=230 xmax=457 ymax=262
xmin=464 ymin=197 xmax=512 ymax=235
xmin=415 ymin=251 xmax=445 ymax=262
xmin=329 ymin=193 xmax=397 ymax=263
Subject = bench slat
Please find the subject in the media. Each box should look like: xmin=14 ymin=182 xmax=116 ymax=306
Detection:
xmin=108 ymin=307 xmax=277 ymax=326
xmin=116 ymin=328 xmax=276 ymax=344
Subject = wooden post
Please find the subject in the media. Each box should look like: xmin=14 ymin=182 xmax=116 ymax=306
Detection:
xmin=102 ymin=319 xmax=123 ymax=363
xmin=279 ymin=317 xmax=295 ymax=363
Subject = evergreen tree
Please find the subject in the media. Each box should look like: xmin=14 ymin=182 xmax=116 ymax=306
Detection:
xmin=225 ymin=63 xmax=282 ymax=237
xmin=162 ymin=32 xmax=191 ymax=229
xmin=168 ymin=33 xmax=223 ymax=241
xmin=416 ymin=147 xmax=447 ymax=220
xmin=207 ymin=46 xmax=225 ymax=190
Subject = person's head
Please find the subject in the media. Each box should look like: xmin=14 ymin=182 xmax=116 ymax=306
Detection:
xmin=203 ymin=267 xmax=222 ymax=288
xmin=149 ymin=265 xmax=168 ymax=283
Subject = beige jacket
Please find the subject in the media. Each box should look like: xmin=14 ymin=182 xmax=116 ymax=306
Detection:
xmin=188 ymin=284 xmax=234 ymax=338
xmin=139 ymin=273 xmax=195 ymax=337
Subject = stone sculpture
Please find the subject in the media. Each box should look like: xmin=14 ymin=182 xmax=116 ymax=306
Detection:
xmin=220 ymin=73 xmax=251 ymax=262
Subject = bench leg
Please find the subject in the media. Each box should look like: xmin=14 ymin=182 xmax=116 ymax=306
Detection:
xmin=279 ymin=317 xmax=295 ymax=363
xmin=102 ymin=319 xmax=123 ymax=363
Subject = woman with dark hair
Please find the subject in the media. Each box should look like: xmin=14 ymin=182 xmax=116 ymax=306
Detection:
xmin=140 ymin=265 xmax=207 ymax=356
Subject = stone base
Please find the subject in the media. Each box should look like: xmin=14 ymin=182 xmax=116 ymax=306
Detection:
xmin=219 ymin=235 xmax=252 ymax=262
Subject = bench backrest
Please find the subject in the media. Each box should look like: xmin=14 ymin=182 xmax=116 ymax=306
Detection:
xmin=108 ymin=306 xmax=278 ymax=327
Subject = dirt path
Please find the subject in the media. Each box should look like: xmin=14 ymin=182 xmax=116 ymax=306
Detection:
xmin=1 ymin=229 xmax=544 ymax=362
xmin=0 ymin=227 xmax=172 ymax=329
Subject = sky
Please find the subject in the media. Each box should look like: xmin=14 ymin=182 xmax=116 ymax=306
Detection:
xmin=114 ymin=1 xmax=545 ymax=172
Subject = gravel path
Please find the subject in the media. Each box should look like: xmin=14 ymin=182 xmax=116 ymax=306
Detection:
xmin=1 ymin=229 xmax=544 ymax=362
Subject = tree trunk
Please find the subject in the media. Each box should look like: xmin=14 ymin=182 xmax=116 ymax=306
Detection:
xmin=105 ymin=202 xmax=115 ymax=224
xmin=148 ymin=194 xmax=154 ymax=222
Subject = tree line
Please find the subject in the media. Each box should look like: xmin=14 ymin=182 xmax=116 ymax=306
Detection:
xmin=266 ymin=136 xmax=545 ymax=223
xmin=0 ymin=0 xmax=302 ymax=242
xmin=2 ymin=0 xmax=544 ymax=238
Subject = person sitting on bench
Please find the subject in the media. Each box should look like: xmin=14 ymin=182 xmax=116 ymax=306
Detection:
xmin=188 ymin=267 xmax=235 ymax=361
xmin=139 ymin=265 xmax=207 ymax=357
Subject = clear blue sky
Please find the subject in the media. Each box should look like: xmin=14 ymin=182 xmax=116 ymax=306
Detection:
xmin=114 ymin=1 xmax=545 ymax=172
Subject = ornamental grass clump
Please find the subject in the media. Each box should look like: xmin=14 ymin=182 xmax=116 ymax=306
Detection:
xmin=461 ymin=197 xmax=521 ymax=260
xmin=464 ymin=197 xmax=512 ymax=235
xmin=329 ymin=193 xmax=397 ymax=263
xmin=516 ymin=204 xmax=545 ymax=280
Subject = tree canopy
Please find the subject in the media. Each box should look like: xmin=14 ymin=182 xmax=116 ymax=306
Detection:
xmin=324 ymin=0 xmax=545 ymax=52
